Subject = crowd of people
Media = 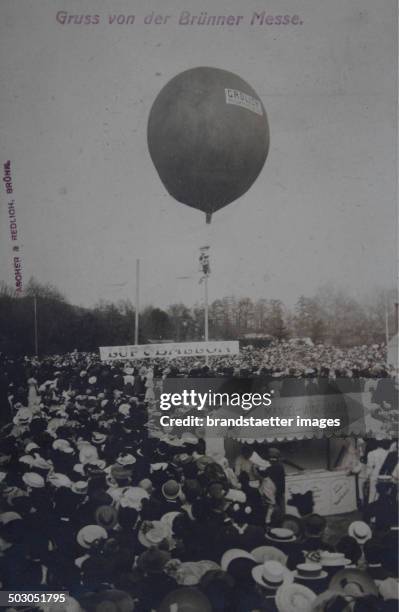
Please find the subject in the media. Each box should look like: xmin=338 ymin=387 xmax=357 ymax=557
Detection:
xmin=0 ymin=345 xmax=398 ymax=611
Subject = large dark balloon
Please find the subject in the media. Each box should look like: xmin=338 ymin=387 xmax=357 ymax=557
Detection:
xmin=147 ymin=67 xmax=269 ymax=222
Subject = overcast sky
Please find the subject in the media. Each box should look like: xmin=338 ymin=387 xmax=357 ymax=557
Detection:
xmin=0 ymin=0 xmax=397 ymax=309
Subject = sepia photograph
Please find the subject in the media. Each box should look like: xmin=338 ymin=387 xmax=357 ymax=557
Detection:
xmin=0 ymin=0 xmax=397 ymax=610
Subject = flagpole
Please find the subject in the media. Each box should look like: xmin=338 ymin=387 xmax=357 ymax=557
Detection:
xmin=135 ymin=258 xmax=140 ymax=345
xmin=385 ymin=296 xmax=389 ymax=347
xmin=33 ymin=295 xmax=38 ymax=356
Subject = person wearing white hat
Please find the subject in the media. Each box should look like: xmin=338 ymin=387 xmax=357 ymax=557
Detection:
xmin=76 ymin=524 xmax=108 ymax=549
xmin=53 ymin=439 xmax=74 ymax=454
xmin=13 ymin=407 xmax=33 ymax=427
xmin=275 ymin=581 xmax=316 ymax=612
xmin=348 ymin=521 xmax=372 ymax=545
xmin=220 ymin=549 xmax=255 ymax=572
xmin=71 ymin=481 xmax=88 ymax=495
xmin=47 ymin=472 xmax=72 ymax=489
xmin=138 ymin=520 xmax=171 ymax=548
xmin=22 ymin=472 xmax=45 ymax=489
xmin=119 ymin=486 xmax=149 ymax=510
xmin=251 ymin=545 xmax=288 ymax=567
xmin=252 ymin=560 xmax=293 ymax=590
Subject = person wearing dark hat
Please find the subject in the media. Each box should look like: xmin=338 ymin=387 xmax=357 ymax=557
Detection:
xmin=200 ymin=569 xmax=235 ymax=612
xmin=265 ymin=447 xmax=286 ymax=515
xmin=363 ymin=539 xmax=392 ymax=581
xmin=131 ymin=547 xmax=178 ymax=611
xmin=302 ymin=514 xmax=334 ymax=553
xmin=284 ymin=513 xmax=333 ymax=570
xmin=335 ymin=535 xmax=362 ymax=567
xmin=158 ymin=479 xmax=183 ymax=516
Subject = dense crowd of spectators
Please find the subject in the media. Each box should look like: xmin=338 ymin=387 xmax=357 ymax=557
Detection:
xmin=0 ymin=345 xmax=397 ymax=611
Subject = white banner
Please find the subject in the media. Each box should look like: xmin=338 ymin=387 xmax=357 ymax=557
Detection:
xmin=99 ymin=341 xmax=240 ymax=361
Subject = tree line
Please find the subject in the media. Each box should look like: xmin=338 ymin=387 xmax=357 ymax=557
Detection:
xmin=0 ymin=278 xmax=396 ymax=356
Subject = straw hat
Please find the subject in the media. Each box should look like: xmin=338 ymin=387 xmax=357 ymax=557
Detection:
xmin=53 ymin=439 xmax=74 ymax=454
xmin=266 ymin=527 xmax=296 ymax=543
xmin=275 ymin=582 xmax=316 ymax=612
xmin=319 ymin=552 xmax=352 ymax=568
xmin=0 ymin=511 xmax=22 ymax=525
xmin=160 ymin=511 xmax=182 ymax=532
xmin=116 ymin=453 xmax=136 ymax=466
xmin=22 ymin=472 xmax=45 ymax=488
xmin=77 ymin=525 xmax=108 ymax=549
xmin=251 ymin=546 xmax=288 ymax=566
xmin=47 ymin=473 xmax=72 ymax=488
xmin=71 ymin=481 xmax=88 ymax=495
xmin=293 ymin=563 xmax=327 ymax=581
xmin=25 ymin=442 xmax=39 ymax=452
xmin=13 ymin=407 xmax=33 ymax=426
xmin=379 ymin=577 xmax=399 ymax=601
xmin=348 ymin=521 xmax=372 ymax=544
xmin=252 ymin=560 xmax=293 ymax=590
xmin=310 ymin=590 xmax=352 ymax=612
xmin=138 ymin=521 xmax=170 ymax=548
xmin=92 ymin=432 xmax=107 ymax=445
xmin=119 ymin=486 xmax=149 ymax=510
xmin=220 ymin=549 xmax=255 ymax=572
xmin=329 ymin=568 xmax=378 ymax=598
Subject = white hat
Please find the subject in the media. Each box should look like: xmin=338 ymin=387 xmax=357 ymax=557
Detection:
xmin=311 ymin=590 xmax=353 ymax=612
xmin=225 ymin=489 xmax=247 ymax=503
xmin=252 ymin=560 xmax=293 ymax=590
xmin=275 ymin=582 xmax=316 ymax=612
xmin=71 ymin=481 xmax=88 ymax=495
xmin=150 ymin=462 xmax=168 ymax=472
xmin=19 ymin=455 xmax=35 ymax=467
xmin=319 ymin=552 xmax=351 ymax=568
xmin=0 ymin=511 xmax=22 ymax=525
xmin=160 ymin=511 xmax=182 ymax=532
xmin=220 ymin=549 xmax=255 ymax=572
xmin=348 ymin=521 xmax=372 ymax=544
xmin=138 ymin=521 xmax=170 ymax=548
xmin=378 ymin=577 xmax=399 ymax=601
xmin=119 ymin=486 xmax=149 ymax=510
xmin=293 ymin=563 xmax=327 ymax=581
xmin=22 ymin=472 xmax=45 ymax=488
xmin=174 ymin=561 xmax=220 ymax=586
xmin=77 ymin=525 xmax=108 ymax=549
xmin=47 ymin=473 xmax=72 ymax=488
xmin=13 ymin=407 xmax=33 ymax=426
xmin=251 ymin=546 xmax=288 ymax=566
xmin=181 ymin=433 xmax=198 ymax=445
xmin=117 ymin=453 xmax=136 ymax=466
xmin=266 ymin=528 xmax=296 ymax=543
xmin=53 ymin=439 xmax=74 ymax=454
xmin=118 ymin=403 xmax=131 ymax=416
xmin=88 ymin=376 xmax=97 ymax=384
xmin=79 ymin=445 xmax=99 ymax=464
xmin=25 ymin=442 xmax=39 ymax=452
xmin=92 ymin=432 xmax=106 ymax=445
